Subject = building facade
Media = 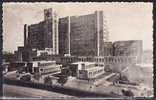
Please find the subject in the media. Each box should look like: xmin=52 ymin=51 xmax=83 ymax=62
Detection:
xmin=25 ymin=8 xmax=59 ymax=55
xmin=59 ymin=16 xmax=70 ymax=55
xmin=59 ymin=11 xmax=109 ymax=56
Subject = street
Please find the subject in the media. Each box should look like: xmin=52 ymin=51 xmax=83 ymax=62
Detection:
xmin=3 ymin=84 xmax=75 ymax=98
xmin=64 ymin=76 xmax=123 ymax=96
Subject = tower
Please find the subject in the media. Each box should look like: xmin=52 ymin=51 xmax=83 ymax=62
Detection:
xmin=95 ymin=10 xmax=109 ymax=56
xmin=44 ymin=8 xmax=59 ymax=55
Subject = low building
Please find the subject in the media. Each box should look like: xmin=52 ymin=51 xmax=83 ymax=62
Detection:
xmin=28 ymin=60 xmax=61 ymax=75
xmin=71 ymin=62 xmax=104 ymax=80
xmin=9 ymin=61 xmax=27 ymax=72
xmin=60 ymin=56 xmax=137 ymax=65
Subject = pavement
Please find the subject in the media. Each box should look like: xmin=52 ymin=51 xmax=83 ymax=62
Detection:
xmin=3 ymin=84 xmax=75 ymax=98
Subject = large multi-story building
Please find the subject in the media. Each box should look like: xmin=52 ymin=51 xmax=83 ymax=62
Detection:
xmin=59 ymin=16 xmax=70 ymax=56
xmin=22 ymin=9 xmax=109 ymax=59
xmin=16 ymin=8 xmax=143 ymax=64
xmin=25 ymin=8 xmax=59 ymax=55
xmin=59 ymin=11 xmax=109 ymax=56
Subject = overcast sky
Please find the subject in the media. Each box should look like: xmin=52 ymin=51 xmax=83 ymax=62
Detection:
xmin=3 ymin=2 xmax=153 ymax=52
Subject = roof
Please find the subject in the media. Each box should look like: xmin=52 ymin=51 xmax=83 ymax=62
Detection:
xmin=39 ymin=64 xmax=61 ymax=69
xmin=83 ymin=66 xmax=103 ymax=72
xmin=72 ymin=62 xmax=95 ymax=66
xmin=30 ymin=60 xmax=55 ymax=63
xmin=39 ymin=61 xmax=56 ymax=64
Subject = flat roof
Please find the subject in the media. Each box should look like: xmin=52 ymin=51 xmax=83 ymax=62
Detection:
xmin=72 ymin=62 xmax=95 ymax=66
xmin=82 ymin=66 xmax=103 ymax=72
xmin=39 ymin=64 xmax=61 ymax=69
xmin=29 ymin=60 xmax=56 ymax=63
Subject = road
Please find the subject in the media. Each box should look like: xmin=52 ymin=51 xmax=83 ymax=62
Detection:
xmin=64 ymin=77 xmax=123 ymax=96
xmin=3 ymin=84 xmax=75 ymax=99
xmin=64 ymin=76 xmax=147 ymax=97
xmin=4 ymin=70 xmax=152 ymax=97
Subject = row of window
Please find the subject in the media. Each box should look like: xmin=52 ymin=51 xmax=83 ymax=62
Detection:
xmin=83 ymin=64 xmax=96 ymax=70
xmin=38 ymin=62 xmax=56 ymax=66
xmin=62 ymin=57 xmax=137 ymax=63
xmin=40 ymin=67 xmax=61 ymax=74
xmin=88 ymin=68 xmax=104 ymax=78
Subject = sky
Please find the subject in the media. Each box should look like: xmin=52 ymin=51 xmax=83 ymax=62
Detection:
xmin=3 ymin=2 xmax=153 ymax=52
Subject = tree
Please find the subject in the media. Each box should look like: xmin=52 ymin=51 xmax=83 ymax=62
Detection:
xmin=67 ymin=69 xmax=72 ymax=76
xmin=44 ymin=76 xmax=53 ymax=85
xmin=57 ymin=75 xmax=68 ymax=86
xmin=119 ymin=74 xmax=129 ymax=82
xmin=104 ymin=65 xmax=112 ymax=72
xmin=122 ymin=89 xmax=134 ymax=97
xmin=20 ymin=74 xmax=31 ymax=82
xmin=33 ymin=73 xmax=41 ymax=81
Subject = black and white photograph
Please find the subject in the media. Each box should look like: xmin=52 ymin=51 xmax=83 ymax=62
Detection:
xmin=2 ymin=2 xmax=153 ymax=99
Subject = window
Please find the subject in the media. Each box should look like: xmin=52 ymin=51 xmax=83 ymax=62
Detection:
xmin=40 ymin=69 xmax=43 ymax=72
xmin=82 ymin=64 xmax=85 ymax=69
xmin=34 ymin=67 xmax=39 ymax=73
xmin=79 ymin=71 xmax=83 ymax=74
